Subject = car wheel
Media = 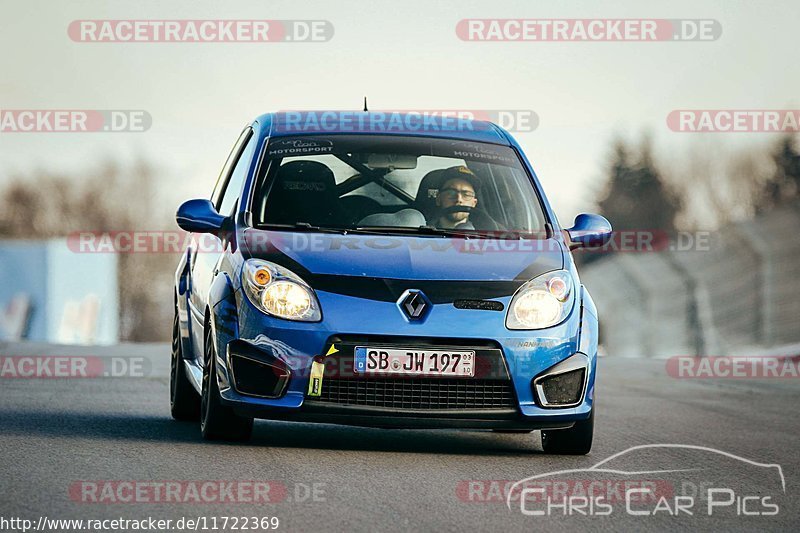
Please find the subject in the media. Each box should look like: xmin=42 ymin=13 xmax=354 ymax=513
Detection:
xmin=170 ymin=311 xmax=200 ymax=421
xmin=200 ymin=327 xmax=253 ymax=441
xmin=541 ymin=410 xmax=594 ymax=455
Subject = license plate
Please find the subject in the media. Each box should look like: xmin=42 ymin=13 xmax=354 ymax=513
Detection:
xmin=354 ymin=346 xmax=475 ymax=377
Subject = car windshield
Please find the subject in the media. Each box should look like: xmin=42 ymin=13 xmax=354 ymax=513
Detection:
xmin=251 ymin=135 xmax=547 ymax=237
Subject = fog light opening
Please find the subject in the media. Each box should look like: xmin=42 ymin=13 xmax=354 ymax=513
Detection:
xmin=533 ymin=357 xmax=588 ymax=408
xmin=228 ymin=354 xmax=290 ymax=399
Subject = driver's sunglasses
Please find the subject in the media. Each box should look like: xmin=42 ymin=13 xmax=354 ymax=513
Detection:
xmin=439 ymin=188 xmax=476 ymax=201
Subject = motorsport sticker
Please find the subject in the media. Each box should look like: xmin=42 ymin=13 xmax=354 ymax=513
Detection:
xmin=267 ymin=138 xmax=334 ymax=156
xmin=448 ymin=141 xmax=517 ymax=165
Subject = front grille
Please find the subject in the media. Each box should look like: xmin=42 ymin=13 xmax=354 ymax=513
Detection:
xmin=315 ymin=378 xmax=515 ymax=410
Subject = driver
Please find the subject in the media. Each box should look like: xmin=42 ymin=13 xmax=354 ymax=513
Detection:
xmin=434 ymin=166 xmax=479 ymax=229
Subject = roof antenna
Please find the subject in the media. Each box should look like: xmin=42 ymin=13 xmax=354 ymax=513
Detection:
xmin=363 ymin=96 xmax=368 ymax=112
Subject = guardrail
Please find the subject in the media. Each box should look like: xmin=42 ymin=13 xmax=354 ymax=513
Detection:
xmin=580 ymin=202 xmax=800 ymax=357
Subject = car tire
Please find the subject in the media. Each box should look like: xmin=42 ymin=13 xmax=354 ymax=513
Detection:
xmin=541 ymin=410 xmax=594 ymax=455
xmin=170 ymin=311 xmax=200 ymax=421
xmin=200 ymin=327 xmax=253 ymax=441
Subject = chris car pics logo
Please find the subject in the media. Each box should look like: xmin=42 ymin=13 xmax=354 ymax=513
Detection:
xmin=505 ymin=444 xmax=784 ymax=518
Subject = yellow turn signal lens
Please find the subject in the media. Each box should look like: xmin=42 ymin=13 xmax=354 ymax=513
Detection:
xmin=253 ymin=268 xmax=272 ymax=286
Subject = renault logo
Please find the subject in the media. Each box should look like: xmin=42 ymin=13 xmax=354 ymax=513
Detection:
xmin=399 ymin=290 xmax=429 ymax=320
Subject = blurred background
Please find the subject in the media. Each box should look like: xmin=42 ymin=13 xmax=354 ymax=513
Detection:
xmin=1 ymin=0 xmax=798 ymax=356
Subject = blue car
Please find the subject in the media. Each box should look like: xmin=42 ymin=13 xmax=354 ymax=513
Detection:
xmin=171 ymin=111 xmax=611 ymax=454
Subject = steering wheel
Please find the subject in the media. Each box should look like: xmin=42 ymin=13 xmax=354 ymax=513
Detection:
xmin=437 ymin=204 xmax=503 ymax=232
xmin=440 ymin=205 xmax=474 ymax=216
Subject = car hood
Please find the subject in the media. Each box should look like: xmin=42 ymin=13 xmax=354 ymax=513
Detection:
xmin=241 ymin=229 xmax=564 ymax=302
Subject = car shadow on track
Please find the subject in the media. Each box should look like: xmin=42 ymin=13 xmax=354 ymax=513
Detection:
xmin=0 ymin=409 xmax=543 ymax=455
xmin=0 ymin=410 xmax=201 ymax=444
xmin=249 ymin=421 xmax=542 ymax=455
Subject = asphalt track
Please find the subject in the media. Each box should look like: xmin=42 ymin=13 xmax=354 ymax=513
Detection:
xmin=0 ymin=342 xmax=798 ymax=532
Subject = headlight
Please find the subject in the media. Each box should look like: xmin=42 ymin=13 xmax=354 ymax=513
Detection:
xmin=242 ymin=259 xmax=321 ymax=322
xmin=506 ymin=270 xmax=575 ymax=329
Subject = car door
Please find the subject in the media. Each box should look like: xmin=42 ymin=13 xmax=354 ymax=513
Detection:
xmin=186 ymin=126 xmax=255 ymax=362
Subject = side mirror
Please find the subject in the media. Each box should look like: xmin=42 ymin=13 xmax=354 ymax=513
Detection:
xmin=566 ymin=213 xmax=612 ymax=250
xmin=176 ymin=199 xmax=226 ymax=233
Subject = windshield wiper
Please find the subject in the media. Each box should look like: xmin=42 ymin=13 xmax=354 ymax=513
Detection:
xmin=353 ymin=225 xmax=502 ymax=239
xmin=261 ymin=223 xmax=536 ymax=239
xmin=260 ymin=222 xmax=350 ymax=234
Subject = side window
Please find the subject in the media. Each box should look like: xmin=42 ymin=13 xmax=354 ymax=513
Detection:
xmin=210 ymin=127 xmax=252 ymax=208
xmin=217 ymin=131 xmax=257 ymax=216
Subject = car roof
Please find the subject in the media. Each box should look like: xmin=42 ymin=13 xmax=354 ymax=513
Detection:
xmin=254 ymin=111 xmax=512 ymax=145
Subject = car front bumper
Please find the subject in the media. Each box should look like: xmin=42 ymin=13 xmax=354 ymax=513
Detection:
xmin=209 ymin=286 xmax=598 ymax=429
